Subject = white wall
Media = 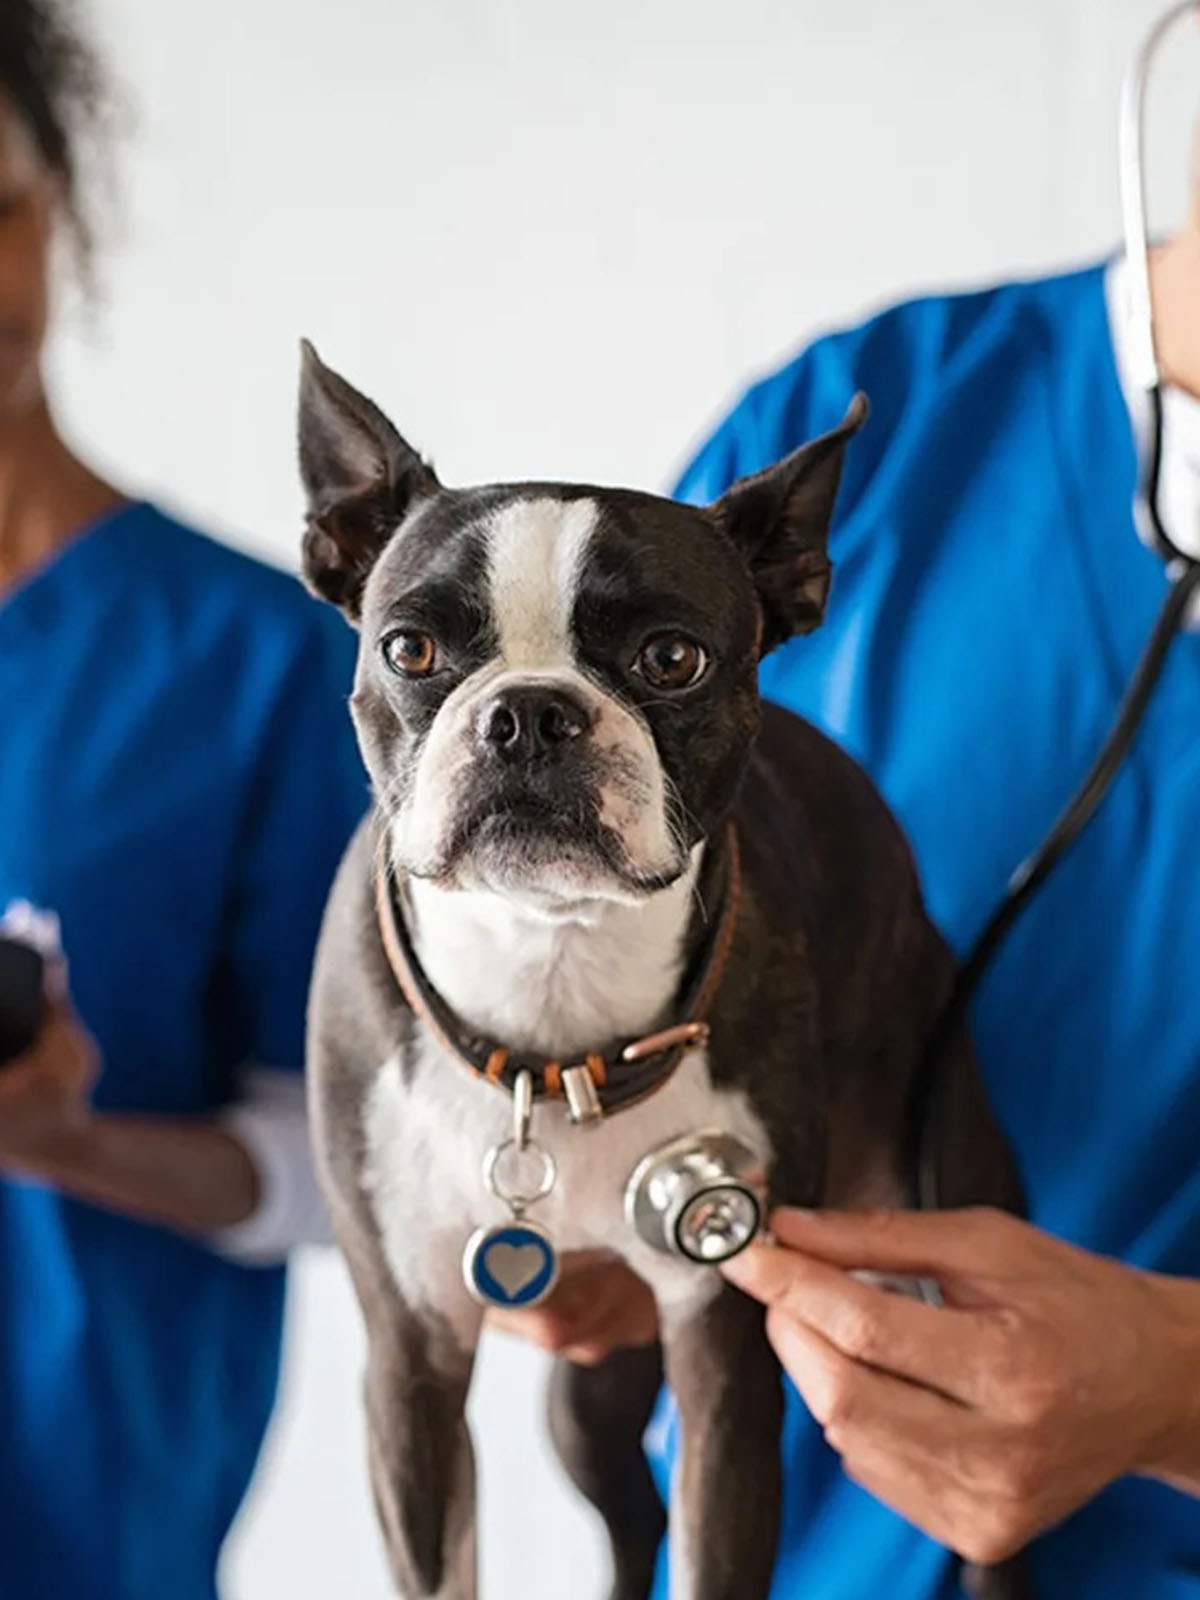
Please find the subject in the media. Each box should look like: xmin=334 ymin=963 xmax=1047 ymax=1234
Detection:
xmin=47 ymin=2 xmax=1197 ymax=1596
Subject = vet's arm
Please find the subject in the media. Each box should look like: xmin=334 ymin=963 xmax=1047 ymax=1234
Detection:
xmin=0 ymin=1003 xmax=319 ymax=1251
xmin=721 ymin=1206 xmax=1200 ymax=1565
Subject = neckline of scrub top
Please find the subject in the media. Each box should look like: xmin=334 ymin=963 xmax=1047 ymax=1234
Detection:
xmin=0 ymin=497 xmax=149 ymax=642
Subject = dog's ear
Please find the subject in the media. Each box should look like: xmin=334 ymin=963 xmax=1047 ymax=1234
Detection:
xmin=298 ymin=340 xmax=440 ymax=620
xmin=713 ymin=392 xmax=868 ymax=652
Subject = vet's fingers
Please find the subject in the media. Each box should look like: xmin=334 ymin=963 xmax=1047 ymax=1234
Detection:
xmin=0 ymin=1010 xmax=92 ymax=1109
xmin=554 ymin=1248 xmax=627 ymax=1276
xmin=555 ymin=1274 xmax=659 ymax=1364
xmin=44 ymin=1005 xmax=99 ymax=1095
xmin=561 ymin=1342 xmax=611 ymax=1367
xmin=764 ymin=1305 xmax=967 ymax=1451
xmin=562 ymin=1300 xmax=660 ymax=1367
xmin=835 ymin=1435 xmax=1030 ymax=1568
xmin=766 ymin=1312 xmax=997 ymax=1553
xmin=487 ymin=1302 xmax=582 ymax=1352
xmin=492 ymin=1301 xmax=655 ymax=1362
xmin=721 ymin=1238 xmax=816 ymax=1305
xmin=0 ymin=1002 xmax=96 ymax=1086
xmin=726 ymin=1246 xmax=1000 ymax=1405
xmin=488 ymin=1278 xmax=602 ymax=1348
xmin=835 ymin=1448 xmax=990 ymax=1564
xmin=488 ymin=1259 xmax=656 ymax=1357
xmin=765 ymin=1205 xmax=1031 ymax=1285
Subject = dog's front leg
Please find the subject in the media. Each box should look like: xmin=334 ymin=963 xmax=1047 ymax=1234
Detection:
xmin=361 ymin=1291 xmax=480 ymax=1600
xmin=662 ymin=1282 xmax=783 ymax=1600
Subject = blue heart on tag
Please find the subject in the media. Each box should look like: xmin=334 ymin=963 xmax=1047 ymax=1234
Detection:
xmin=467 ymin=1223 xmax=557 ymax=1308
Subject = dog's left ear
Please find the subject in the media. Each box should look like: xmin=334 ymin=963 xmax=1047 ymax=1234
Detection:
xmin=298 ymin=340 xmax=440 ymax=620
xmin=713 ymin=392 xmax=868 ymax=652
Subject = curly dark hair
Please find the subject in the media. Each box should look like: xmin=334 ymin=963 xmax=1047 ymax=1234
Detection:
xmin=0 ymin=0 xmax=108 ymax=259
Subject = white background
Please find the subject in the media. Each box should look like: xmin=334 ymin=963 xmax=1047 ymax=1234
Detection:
xmin=48 ymin=2 xmax=1197 ymax=1596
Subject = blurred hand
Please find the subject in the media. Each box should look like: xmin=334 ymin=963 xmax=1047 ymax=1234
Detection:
xmin=722 ymin=1206 xmax=1200 ymax=1565
xmin=488 ymin=1249 xmax=659 ymax=1365
xmin=0 ymin=1001 xmax=98 ymax=1168
xmin=0 ymin=993 xmax=259 ymax=1235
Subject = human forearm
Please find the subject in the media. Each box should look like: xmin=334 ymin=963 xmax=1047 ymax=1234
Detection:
xmin=12 ymin=1113 xmax=261 ymax=1235
xmin=1141 ymin=1270 xmax=1200 ymax=1496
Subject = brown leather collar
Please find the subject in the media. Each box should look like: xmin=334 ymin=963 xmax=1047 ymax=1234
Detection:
xmin=375 ymin=824 xmax=741 ymax=1122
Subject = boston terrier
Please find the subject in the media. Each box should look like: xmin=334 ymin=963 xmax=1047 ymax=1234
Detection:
xmin=297 ymin=344 xmax=1028 ymax=1600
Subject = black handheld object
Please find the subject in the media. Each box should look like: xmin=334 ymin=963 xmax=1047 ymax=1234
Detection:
xmin=0 ymin=936 xmax=46 ymax=1067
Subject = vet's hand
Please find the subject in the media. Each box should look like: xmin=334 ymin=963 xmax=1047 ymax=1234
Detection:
xmin=0 ymin=1001 xmax=98 ymax=1168
xmin=721 ymin=1206 xmax=1200 ymax=1564
xmin=488 ymin=1249 xmax=659 ymax=1365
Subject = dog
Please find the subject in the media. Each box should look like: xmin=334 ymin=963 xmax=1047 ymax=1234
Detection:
xmin=297 ymin=343 xmax=1029 ymax=1600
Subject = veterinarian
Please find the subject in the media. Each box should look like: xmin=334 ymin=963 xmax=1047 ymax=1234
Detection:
xmin=0 ymin=5 xmax=364 ymax=1597
xmin=497 ymin=11 xmax=1200 ymax=1597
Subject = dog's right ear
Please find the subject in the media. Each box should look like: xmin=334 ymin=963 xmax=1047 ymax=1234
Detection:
xmin=298 ymin=340 xmax=439 ymax=620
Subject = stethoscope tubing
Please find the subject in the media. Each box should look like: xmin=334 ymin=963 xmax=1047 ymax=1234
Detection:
xmin=909 ymin=1 xmax=1200 ymax=1212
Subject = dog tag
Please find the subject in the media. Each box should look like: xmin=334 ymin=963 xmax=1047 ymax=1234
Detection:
xmin=463 ymin=1218 xmax=559 ymax=1308
xmin=463 ymin=1070 xmax=560 ymax=1309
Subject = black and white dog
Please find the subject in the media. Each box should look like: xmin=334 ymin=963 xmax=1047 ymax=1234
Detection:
xmin=298 ymin=345 xmax=1026 ymax=1600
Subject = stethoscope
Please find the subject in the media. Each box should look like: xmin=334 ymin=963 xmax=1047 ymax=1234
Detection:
xmin=908 ymin=0 xmax=1200 ymax=1215
xmin=628 ymin=1 xmax=1200 ymax=1267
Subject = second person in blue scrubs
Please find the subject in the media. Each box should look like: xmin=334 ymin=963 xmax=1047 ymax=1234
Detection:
xmin=0 ymin=4 xmax=365 ymax=1596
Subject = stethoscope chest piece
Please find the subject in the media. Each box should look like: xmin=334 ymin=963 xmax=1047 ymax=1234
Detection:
xmin=624 ymin=1130 xmax=766 ymax=1264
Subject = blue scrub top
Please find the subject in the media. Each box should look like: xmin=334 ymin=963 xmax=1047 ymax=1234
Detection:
xmin=650 ymin=261 xmax=1200 ymax=1598
xmin=0 ymin=503 xmax=365 ymax=1600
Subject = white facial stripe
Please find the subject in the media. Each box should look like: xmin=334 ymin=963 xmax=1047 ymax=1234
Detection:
xmin=391 ymin=492 xmax=681 ymax=891
xmin=485 ymin=497 xmax=598 ymax=669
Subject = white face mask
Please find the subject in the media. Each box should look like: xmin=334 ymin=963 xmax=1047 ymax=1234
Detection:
xmin=1142 ymin=387 xmax=1200 ymax=563
xmin=1109 ymin=254 xmax=1200 ymax=572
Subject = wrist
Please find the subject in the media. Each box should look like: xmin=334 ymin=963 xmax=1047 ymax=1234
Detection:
xmin=1137 ymin=1271 xmax=1200 ymax=1487
xmin=11 ymin=1113 xmax=98 ymax=1184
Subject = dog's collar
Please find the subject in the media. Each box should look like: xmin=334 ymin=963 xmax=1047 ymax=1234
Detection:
xmin=374 ymin=825 xmax=741 ymax=1122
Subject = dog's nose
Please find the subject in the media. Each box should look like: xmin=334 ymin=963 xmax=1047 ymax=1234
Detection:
xmin=477 ymin=685 xmax=592 ymax=761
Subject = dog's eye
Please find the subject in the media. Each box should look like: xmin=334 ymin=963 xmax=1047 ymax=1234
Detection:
xmin=634 ymin=634 xmax=708 ymax=690
xmin=381 ymin=631 xmax=440 ymax=678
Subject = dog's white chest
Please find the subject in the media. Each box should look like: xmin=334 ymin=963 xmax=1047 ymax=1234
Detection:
xmin=362 ymin=1032 xmax=769 ymax=1348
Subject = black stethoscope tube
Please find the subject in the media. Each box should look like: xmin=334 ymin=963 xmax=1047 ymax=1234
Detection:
xmin=910 ymin=554 xmax=1200 ymax=1211
xmin=909 ymin=0 xmax=1200 ymax=1214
